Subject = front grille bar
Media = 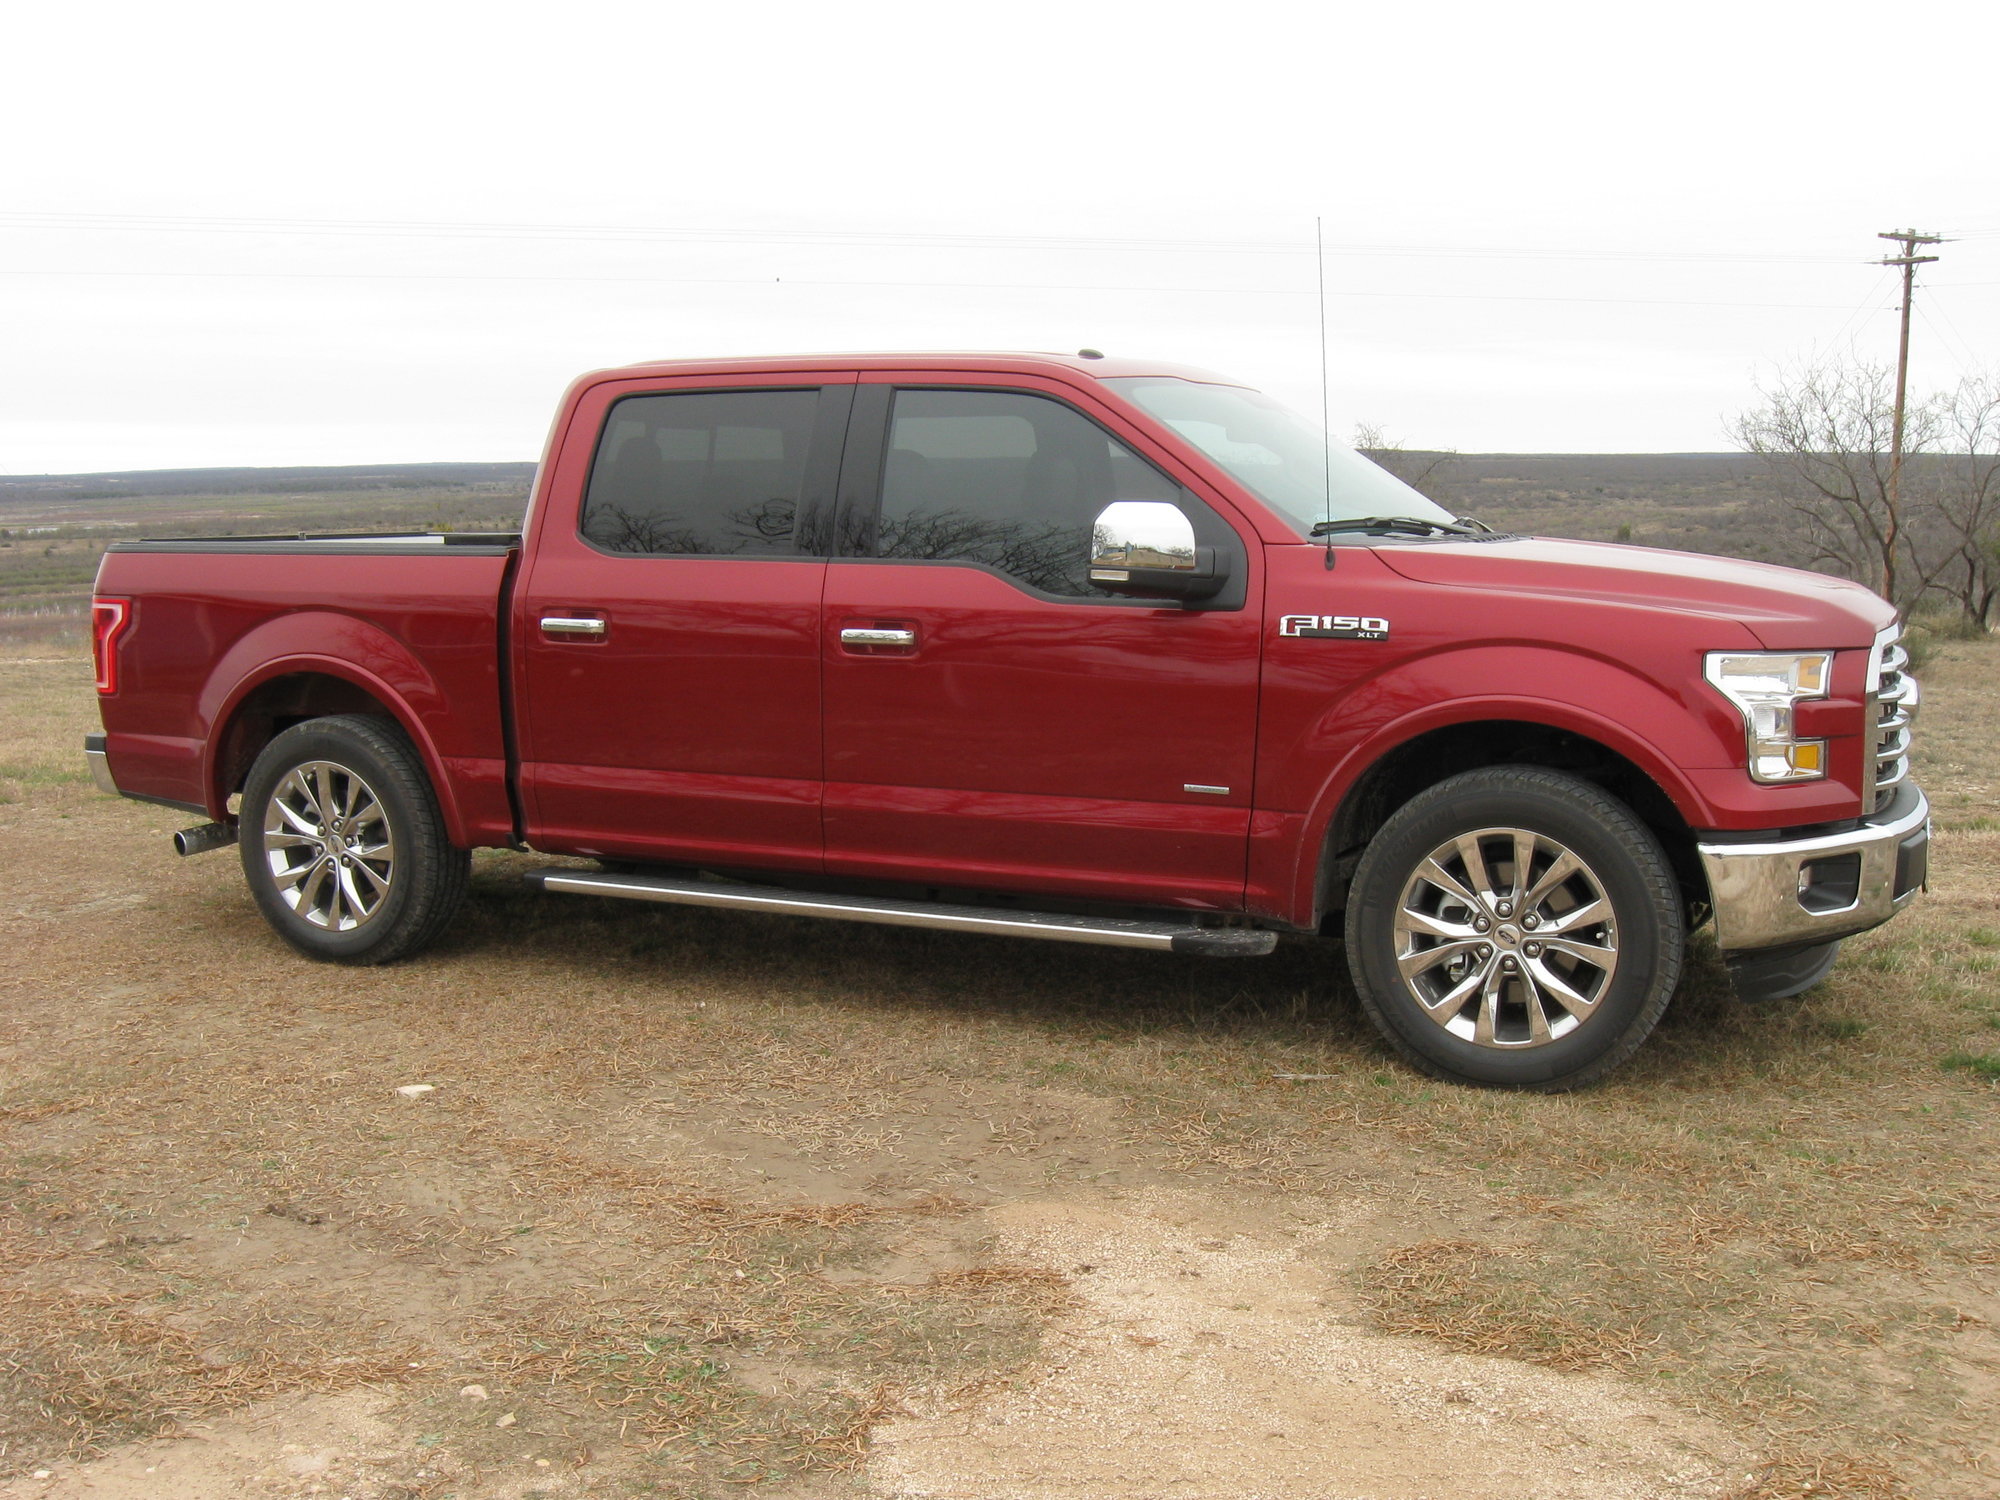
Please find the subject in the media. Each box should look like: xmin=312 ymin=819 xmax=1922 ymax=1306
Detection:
xmin=1870 ymin=630 xmax=1919 ymax=811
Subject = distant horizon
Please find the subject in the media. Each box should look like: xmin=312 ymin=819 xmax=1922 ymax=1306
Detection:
xmin=1 ymin=449 xmax=1779 ymax=485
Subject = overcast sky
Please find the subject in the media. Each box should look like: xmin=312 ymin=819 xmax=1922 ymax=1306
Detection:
xmin=5 ymin=0 xmax=1996 ymax=473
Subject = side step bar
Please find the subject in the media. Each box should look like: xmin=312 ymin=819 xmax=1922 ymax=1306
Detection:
xmin=524 ymin=869 xmax=1278 ymax=957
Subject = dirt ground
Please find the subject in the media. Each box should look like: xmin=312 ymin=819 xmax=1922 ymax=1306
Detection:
xmin=3 ymin=642 xmax=1997 ymax=1499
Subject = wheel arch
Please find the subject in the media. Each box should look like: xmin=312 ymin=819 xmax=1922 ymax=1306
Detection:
xmin=1311 ymin=717 xmax=1706 ymax=930
xmin=205 ymin=653 xmax=467 ymax=845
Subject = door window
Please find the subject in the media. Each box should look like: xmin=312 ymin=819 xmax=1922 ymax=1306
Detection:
xmin=876 ymin=389 xmax=1188 ymax=598
xmin=580 ymin=389 xmax=820 ymax=555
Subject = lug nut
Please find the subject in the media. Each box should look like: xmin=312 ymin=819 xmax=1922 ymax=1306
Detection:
xmin=1496 ymin=901 xmax=1513 ymax=917
xmin=1523 ymin=941 xmax=1542 ymax=957
xmin=1522 ymin=912 xmax=1539 ymax=929
xmin=1501 ymin=956 xmax=1518 ymax=971
xmin=1474 ymin=917 xmax=1491 ymax=933
xmin=1476 ymin=944 xmax=1493 ymax=960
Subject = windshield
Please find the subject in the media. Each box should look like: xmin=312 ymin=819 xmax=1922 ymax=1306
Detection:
xmin=1103 ymin=376 xmax=1458 ymax=537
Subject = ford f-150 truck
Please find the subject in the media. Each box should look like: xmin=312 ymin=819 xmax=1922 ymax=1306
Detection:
xmin=84 ymin=352 xmax=1930 ymax=1090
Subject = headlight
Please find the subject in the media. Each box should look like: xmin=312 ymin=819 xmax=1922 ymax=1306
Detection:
xmin=1704 ymin=651 xmax=1833 ymax=783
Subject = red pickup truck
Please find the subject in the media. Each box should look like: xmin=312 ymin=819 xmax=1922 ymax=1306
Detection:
xmin=85 ymin=352 xmax=1929 ymax=1089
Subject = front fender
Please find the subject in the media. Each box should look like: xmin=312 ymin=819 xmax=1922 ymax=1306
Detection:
xmin=1249 ymin=643 xmax=1842 ymax=927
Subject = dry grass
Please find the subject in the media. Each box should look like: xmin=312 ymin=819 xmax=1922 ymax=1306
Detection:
xmin=4 ymin=637 xmax=1998 ymax=1495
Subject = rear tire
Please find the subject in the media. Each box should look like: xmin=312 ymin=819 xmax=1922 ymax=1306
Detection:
xmin=239 ymin=714 xmax=469 ymax=965
xmin=1344 ymin=766 xmax=1683 ymax=1091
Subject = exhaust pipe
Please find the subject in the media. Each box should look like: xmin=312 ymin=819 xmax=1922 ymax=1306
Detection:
xmin=173 ymin=822 xmax=237 ymax=857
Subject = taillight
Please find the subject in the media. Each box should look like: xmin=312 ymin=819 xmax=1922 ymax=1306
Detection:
xmin=91 ymin=597 xmax=130 ymax=694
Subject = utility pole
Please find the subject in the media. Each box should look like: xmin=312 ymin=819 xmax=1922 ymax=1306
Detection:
xmin=1877 ymin=228 xmax=1942 ymax=601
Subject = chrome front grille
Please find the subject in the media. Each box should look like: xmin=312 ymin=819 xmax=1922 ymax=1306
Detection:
xmin=1869 ymin=627 xmax=1919 ymax=812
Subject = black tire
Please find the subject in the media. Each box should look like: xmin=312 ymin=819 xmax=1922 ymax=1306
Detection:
xmin=1727 ymin=939 xmax=1842 ymax=1002
xmin=238 ymin=714 xmax=470 ymax=965
xmin=1344 ymin=766 xmax=1684 ymax=1091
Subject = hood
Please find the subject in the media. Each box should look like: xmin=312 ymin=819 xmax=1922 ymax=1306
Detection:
xmin=1368 ymin=536 xmax=1895 ymax=649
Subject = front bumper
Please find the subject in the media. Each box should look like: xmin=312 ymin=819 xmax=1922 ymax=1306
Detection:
xmin=1699 ymin=784 xmax=1930 ymax=954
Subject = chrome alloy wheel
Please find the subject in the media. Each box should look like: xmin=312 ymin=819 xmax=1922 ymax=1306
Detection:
xmin=261 ymin=761 xmax=396 ymax=932
xmin=1392 ymin=826 xmax=1619 ymax=1048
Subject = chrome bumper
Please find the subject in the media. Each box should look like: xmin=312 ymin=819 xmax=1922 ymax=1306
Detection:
xmin=1699 ymin=786 xmax=1930 ymax=954
xmin=84 ymin=733 xmax=119 ymax=796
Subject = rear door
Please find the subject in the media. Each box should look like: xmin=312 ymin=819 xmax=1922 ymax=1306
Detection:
xmin=820 ymin=375 xmax=1263 ymax=909
xmin=514 ymin=373 xmax=854 ymax=870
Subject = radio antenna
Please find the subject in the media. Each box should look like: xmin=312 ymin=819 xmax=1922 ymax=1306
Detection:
xmin=1316 ymin=216 xmax=1335 ymax=570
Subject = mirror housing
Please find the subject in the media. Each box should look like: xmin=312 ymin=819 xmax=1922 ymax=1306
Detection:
xmin=1088 ymin=501 xmax=1228 ymax=601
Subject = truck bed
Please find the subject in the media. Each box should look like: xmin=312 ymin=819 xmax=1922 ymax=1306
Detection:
xmin=94 ymin=532 xmax=521 ymax=844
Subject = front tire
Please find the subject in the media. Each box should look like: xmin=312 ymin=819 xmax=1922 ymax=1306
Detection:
xmin=239 ymin=714 xmax=470 ymax=965
xmin=1344 ymin=766 xmax=1684 ymax=1091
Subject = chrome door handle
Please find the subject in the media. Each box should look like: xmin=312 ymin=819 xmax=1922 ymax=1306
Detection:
xmin=541 ymin=615 xmax=606 ymax=636
xmin=840 ymin=628 xmax=916 ymax=647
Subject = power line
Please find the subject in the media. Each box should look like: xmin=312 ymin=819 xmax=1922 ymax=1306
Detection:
xmin=1914 ymin=303 xmax=1975 ymax=379
xmin=1825 ymin=266 xmax=1899 ymax=356
xmin=0 ymin=264 xmax=1880 ymax=311
xmin=1917 ymin=291 xmax=1984 ymax=376
xmin=0 ymin=209 xmax=1870 ymax=267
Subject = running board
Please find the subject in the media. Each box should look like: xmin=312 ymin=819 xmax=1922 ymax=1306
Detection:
xmin=524 ymin=869 xmax=1277 ymax=957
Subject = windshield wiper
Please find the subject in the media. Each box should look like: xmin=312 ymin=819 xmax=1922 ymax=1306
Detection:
xmin=1310 ymin=515 xmax=1482 ymax=539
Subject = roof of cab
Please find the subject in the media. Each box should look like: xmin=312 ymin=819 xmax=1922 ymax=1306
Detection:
xmin=581 ymin=351 xmax=1244 ymax=385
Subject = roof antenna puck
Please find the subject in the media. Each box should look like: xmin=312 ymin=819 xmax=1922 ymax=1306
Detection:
xmin=1076 ymin=347 xmax=1105 ymax=359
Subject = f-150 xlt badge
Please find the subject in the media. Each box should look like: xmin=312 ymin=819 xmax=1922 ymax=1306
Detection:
xmin=1280 ymin=613 xmax=1390 ymax=641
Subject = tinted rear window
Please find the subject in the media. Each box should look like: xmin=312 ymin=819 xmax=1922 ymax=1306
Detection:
xmin=581 ymin=389 xmax=819 ymax=555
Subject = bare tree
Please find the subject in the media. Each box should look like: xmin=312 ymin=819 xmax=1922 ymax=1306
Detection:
xmin=1922 ymin=375 xmax=2000 ymax=627
xmin=1351 ymin=422 xmax=1458 ymax=500
xmin=1733 ymin=362 xmax=1999 ymax=622
xmin=1732 ymin=362 xmax=1939 ymax=607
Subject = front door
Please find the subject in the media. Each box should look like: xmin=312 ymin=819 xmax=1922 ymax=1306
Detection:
xmin=821 ymin=378 xmax=1263 ymax=910
xmin=515 ymin=375 xmax=853 ymax=871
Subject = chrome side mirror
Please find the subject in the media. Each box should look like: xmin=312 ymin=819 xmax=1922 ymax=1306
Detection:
xmin=1089 ymin=500 xmax=1226 ymax=601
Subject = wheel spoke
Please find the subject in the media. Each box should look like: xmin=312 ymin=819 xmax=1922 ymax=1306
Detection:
xmin=271 ymin=855 xmax=314 ymax=892
xmin=297 ymin=859 xmax=330 ymax=918
xmin=349 ymin=857 xmax=390 ymax=896
xmin=1454 ymin=834 xmax=1497 ymax=902
xmin=1541 ymin=935 xmax=1616 ymax=968
xmin=1397 ymin=936 xmax=1485 ymax=980
xmin=265 ymin=830 xmax=320 ymax=850
xmin=1511 ymin=831 xmax=1537 ymax=903
xmin=1414 ymin=856 xmax=1481 ymax=911
xmin=1473 ymin=962 xmax=1507 ymax=1045
xmin=1522 ymin=850 xmax=1582 ymax=913
xmin=1526 ymin=956 xmax=1600 ymax=1020
xmin=1542 ymin=897 xmax=1609 ymax=936
xmin=273 ymin=794 xmax=320 ymax=838
xmin=1420 ymin=961 xmax=1487 ymax=1025
xmin=337 ymin=865 xmax=373 ymax=923
xmin=1398 ymin=907 xmax=1479 ymax=942
xmin=1519 ymin=965 xmax=1555 ymax=1043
